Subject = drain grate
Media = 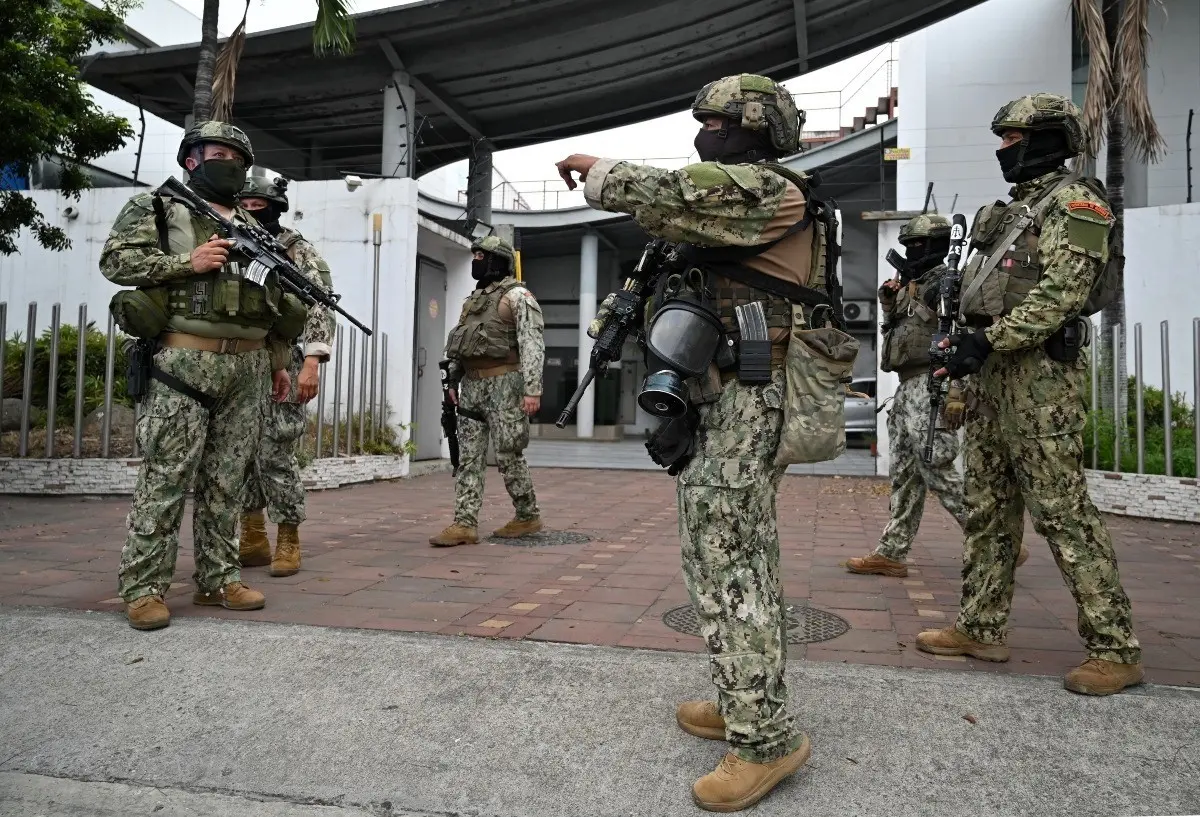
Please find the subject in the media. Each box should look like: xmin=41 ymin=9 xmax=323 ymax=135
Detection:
xmin=662 ymin=600 xmax=850 ymax=644
xmin=490 ymin=530 xmax=593 ymax=547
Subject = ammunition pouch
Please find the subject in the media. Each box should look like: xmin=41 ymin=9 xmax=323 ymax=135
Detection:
xmin=110 ymin=288 xmax=170 ymax=339
xmin=1044 ymin=316 xmax=1090 ymax=364
xmin=273 ymin=293 xmax=308 ymax=342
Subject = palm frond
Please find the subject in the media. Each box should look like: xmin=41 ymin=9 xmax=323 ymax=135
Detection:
xmin=314 ymin=0 xmax=356 ymax=57
xmin=1115 ymin=0 xmax=1167 ymax=163
xmin=211 ymin=0 xmax=251 ymax=124
xmin=1073 ymin=0 xmax=1112 ymax=158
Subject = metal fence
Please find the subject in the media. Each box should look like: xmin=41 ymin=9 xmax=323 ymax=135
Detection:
xmin=0 ymin=300 xmax=388 ymax=460
xmin=1088 ymin=318 xmax=1200 ymax=477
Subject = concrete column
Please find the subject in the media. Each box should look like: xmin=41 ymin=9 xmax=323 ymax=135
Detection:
xmin=577 ymin=231 xmax=599 ymax=438
xmin=466 ymin=141 xmax=494 ymax=233
xmin=382 ymin=71 xmax=416 ymax=178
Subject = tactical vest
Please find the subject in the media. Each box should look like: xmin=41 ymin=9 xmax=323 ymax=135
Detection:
xmin=958 ymin=171 xmax=1120 ymax=324
xmin=444 ymin=277 xmax=522 ymax=362
xmin=154 ymin=195 xmax=283 ymax=340
xmin=879 ymin=267 xmax=941 ymax=379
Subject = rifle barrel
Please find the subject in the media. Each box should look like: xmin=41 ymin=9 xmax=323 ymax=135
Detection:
xmin=556 ymin=368 xmax=596 ymax=428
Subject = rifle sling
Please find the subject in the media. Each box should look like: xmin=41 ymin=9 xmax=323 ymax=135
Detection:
xmin=457 ymin=406 xmax=487 ymax=424
xmin=150 ymin=366 xmax=217 ymax=411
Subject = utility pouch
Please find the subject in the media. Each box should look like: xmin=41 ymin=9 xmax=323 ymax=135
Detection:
xmin=1044 ymin=317 xmax=1090 ymax=363
xmin=645 ymin=408 xmax=700 ymax=476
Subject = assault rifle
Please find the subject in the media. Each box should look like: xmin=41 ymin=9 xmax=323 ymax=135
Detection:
xmin=923 ymin=213 xmax=968 ymax=464
xmin=438 ymin=360 xmax=460 ymax=475
xmin=156 ymin=176 xmax=372 ymax=335
xmin=555 ymin=239 xmax=675 ymax=428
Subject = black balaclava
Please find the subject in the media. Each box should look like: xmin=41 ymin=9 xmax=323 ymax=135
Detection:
xmin=248 ymin=203 xmax=283 ymax=236
xmin=472 ymin=252 xmax=509 ymax=287
xmin=996 ymin=129 xmax=1070 ymax=184
xmin=900 ymin=237 xmax=951 ymax=282
xmin=694 ymin=122 xmax=777 ymax=165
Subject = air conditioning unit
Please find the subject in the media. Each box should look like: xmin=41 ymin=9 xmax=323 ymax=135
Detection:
xmin=841 ymin=299 xmax=875 ymax=325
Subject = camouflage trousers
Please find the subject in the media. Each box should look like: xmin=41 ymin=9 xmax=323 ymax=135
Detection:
xmin=677 ymin=370 xmax=804 ymax=765
xmin=955 ymin=354 xmax=1140 ymax=664
xmin=453 ymin=370 xmax=538 ymax=529
xmin=119 ymin=346 xmax=269 ymax=601
xmin=876 ymin=373 xmax=968 ymax=561
xmin=243 ymin=400 xmax=308 ymax=525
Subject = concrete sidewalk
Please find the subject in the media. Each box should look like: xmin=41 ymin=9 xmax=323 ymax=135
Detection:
xmin=1 ymin=607 xmax=1197 ymax=817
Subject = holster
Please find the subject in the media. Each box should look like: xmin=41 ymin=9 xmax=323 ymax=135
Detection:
xmin=1044 ymin=317 xmax=1090 ymax=363
xmin=964 ymin=390 xmax=999 ymax=422
xmin=645 ymin=408 xmax=700 ymax=476
xmin=124 ymin=339 xmax=156 ymax=402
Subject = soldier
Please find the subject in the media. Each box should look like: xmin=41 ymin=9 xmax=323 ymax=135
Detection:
xmin=102 ymin=122 xmax=313 ymax=630
xmin=917 ymin=94 xmax=1143 ymax=696
xmin=429 ymin=235 xmax=545 ymax=546
xmin=557 ymin=75 xmax=844 ymax=811
xmin=846 ymin=215 xmax=1028 ymax=578
xmin=236 ymin=177 xmax=335 ymax=577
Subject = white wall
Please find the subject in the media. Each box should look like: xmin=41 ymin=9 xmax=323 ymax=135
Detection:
xmin=896 ymin=0 xmax=1074 ymax=219
xmin=1143 ymin=0 xmax=1200 ymax=207
xmin=873 ymin=220 xmax=902 ymax=476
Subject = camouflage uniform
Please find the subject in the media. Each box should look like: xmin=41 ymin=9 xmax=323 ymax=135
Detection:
xmin=583 ymin=76 xmax=822 ymax=772
xmin=918 ymin=95 xmax=1141 ymax=692
xmin=436 ymin=236 xmax=545 ymax=539
xmin=103 ymin=122 xmax=303 ymax=619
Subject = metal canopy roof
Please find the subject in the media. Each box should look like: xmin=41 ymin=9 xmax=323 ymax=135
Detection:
xmin=82 ymin=0 xmax=978 ymax=181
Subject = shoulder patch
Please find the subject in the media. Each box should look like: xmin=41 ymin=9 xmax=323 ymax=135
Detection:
xmin=681 ymin=162 xmax=763 ymax=196
xmin=1066 ymin=200 xmax=1111 ymax=220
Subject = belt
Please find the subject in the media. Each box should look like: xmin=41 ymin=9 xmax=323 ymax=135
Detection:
xmin=159 ymin=332 xmax=266 ymax=354
xmin=465 ymin=361 xmax=519 ymax=378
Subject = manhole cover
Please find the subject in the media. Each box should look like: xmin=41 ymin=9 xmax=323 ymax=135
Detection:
xmin=661 ymin=600 xmax=850 ymax=644
xmin=489 ymin=530 xmax=593 ymax=547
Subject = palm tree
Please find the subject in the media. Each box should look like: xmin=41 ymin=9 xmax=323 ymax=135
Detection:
xmin=192 ymin=0 xmax=356 ymax=123
xmin=1072 ymin=0 xmax=1166 ymax=419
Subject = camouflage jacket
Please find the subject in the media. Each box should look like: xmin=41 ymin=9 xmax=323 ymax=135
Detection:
xmin=278 ymin=227 xmax=335 ymax=362
xmin=445 ymin=285 xmax=545 ymax=397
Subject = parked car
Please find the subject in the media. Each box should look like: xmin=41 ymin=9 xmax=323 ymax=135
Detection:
xmin=844 ymin=376 xmax=877 ymax=436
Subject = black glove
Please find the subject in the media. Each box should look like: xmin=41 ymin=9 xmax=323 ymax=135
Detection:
xmin=944 ymin=327 xmax=993 ymax=378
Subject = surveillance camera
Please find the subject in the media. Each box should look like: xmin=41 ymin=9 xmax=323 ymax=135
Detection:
xmin=62 ymin=205 xmax=79 ymax=221
xmin=345 ymin=175 xmax=363 ymax=192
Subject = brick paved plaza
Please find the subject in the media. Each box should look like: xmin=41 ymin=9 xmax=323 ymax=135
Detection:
xmin=1 ymin=469 xmax=1197 ymax=686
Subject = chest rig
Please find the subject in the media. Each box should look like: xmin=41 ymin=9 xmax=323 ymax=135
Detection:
xmin=444 ymin=276 xmax=521 ymax=362
xmin=880 ymin=267 xmax=941 ymax=378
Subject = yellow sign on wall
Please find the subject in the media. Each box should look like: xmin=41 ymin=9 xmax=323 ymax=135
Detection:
xmin=884 ymin=147 xmax=911 ymax=161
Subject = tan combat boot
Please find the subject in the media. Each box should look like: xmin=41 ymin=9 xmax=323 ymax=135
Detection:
xmin=271 ymin=523 xmax=301 ymax=577
xmin=676 ymin=700 xmax=726 ymax=741
xmin=429 ymin=524 xmax=479 ymax=547
xmin=1064 ymin=658 xmax=1144 ymax=696
xmin=193 ymin=581 xmax=265 ymax=610
xmin=845 ymin=552 xmax=908 ymax=578
xmin=239 ymin=511 xmax=272 ymax=567
xmin=126 ymin=595 xmax=170 ymax=631
xmin=692 ymin=737 xmax=812 ymax=812
xmin=491 ymin=517 xmax=543 ymax=538
xmin=916 ymin=625 xmax=1010 ymax=662
xmin=1016 ymin=544 xmax=1030 ymax=568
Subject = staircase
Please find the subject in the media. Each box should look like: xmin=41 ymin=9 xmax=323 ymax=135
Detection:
xmin=837 ymin=86 xmax=898 ymax=138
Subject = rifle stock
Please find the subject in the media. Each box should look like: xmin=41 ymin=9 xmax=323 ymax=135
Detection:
xmin=922 ymin=213 xmax=968 ymax=464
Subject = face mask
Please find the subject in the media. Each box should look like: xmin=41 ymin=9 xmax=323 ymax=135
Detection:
xmin=995 ymin=142 xmax=1024 ymax=182
xmin=996 ymin=130 xmax=1069 ymax=184
xmin=694 ymin=125 xmax=774 ymax=164
xmin=248 ymin=204 xmax=282 ymax=235
xmin=188 ymin=159 xmax=248 ymax=206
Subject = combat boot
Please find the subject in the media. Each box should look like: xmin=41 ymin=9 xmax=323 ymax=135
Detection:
xmin=1016 ymin=544 xmax=1030 ymax=568
xmin=271 ymin=523 xmax=301 ymax=577
xmin=126 ymin=595 xmax=170 ymax=631
xmin=1064 ymin=658 xmax=1144 ymax=696
xmin=491 ymin=517 xmax=543 ymax=538
xmin=692 ymin=737 xmax=812 ymax=812
xmin=845 ymin=552 xmax=907 ymax=577
xmin=238 ymin=511 xmax=271 ymax=567
xmin=676 ymin=700 xmax=726 ymax=740
xmin=193 ymin=581 xmax=265 ymax=610
xmin=429 ymin=524 xmax=479 ymax=547
xmin=916 ymin=625 xmax=1010 ymax=662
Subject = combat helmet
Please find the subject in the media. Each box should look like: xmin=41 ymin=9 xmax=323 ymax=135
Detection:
xmin=990 ymin=93 xmax=1085 ymax=157
xmin=239 ymin=176 xmax=290 ymax=213
xmin=471 ymin=235 xmax=516 ymax=274
xmin=176 ymin=120 xmax=255 ymax=168
xmin=691 ymin=74 xmax=805 ymax=155
xmin=898 ymin=214 xmax=951 ymax=246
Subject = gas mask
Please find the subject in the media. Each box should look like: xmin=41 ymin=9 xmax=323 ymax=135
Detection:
xmin=637 ymin=274 xmax=726 ymax=418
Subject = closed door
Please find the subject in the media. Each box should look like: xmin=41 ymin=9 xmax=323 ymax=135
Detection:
xmin=412 ymin=258 xmax=447 ymax=460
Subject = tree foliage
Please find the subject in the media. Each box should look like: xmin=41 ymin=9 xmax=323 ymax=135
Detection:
xmin=0 ymin=0 xmax=136 ymax=255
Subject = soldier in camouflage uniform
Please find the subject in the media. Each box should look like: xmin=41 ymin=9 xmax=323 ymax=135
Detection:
xmin=847 ymin=215 xmax=1028 ymax=577
xmin=102 ymin=122 xmax=314 ymax=631
xmin=236 ymin=177 xmax=335 ymax=577
xmin=430 ymin=236 xmax=545 ymax=546
xmin=559 ymin=75 xmax=835 ymax=811
xmin=917 ymin=94 xmax=1143 ymax=696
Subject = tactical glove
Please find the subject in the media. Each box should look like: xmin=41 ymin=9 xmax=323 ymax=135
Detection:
xmin=944 ymin=327 xmax=993 ymax=378
xmin=942 ymin=381 xmax=967 ymax=430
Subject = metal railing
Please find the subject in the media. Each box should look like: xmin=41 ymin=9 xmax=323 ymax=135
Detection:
xmin=0 ymin=300 xmax=391 ymax=461
xmin=1087 ymin=318 xmax=1200 ymax=478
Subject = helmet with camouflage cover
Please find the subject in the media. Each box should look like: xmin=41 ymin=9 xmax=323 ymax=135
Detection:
xmin=471 ymin=235 xmax=516 ymax=274
xmin=239 ymin=176 xmax=290 ymax=213
xmin=176 ymin=120 xmax=255 ymax=167
xmin=990 ymin=93 xmax=1085 ymax=156
xmin=691 ymin=74 xmax=805 ymax=155
xmin=899 ymin=214 xmax=951 ymax=245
